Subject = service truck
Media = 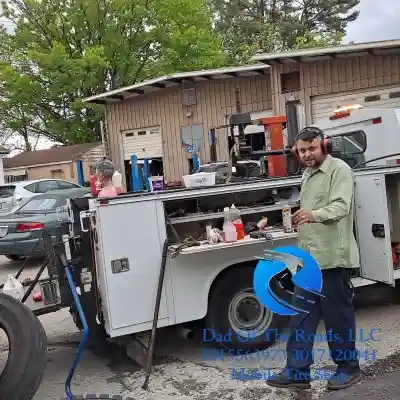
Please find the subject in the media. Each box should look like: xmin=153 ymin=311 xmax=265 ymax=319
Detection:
xmin=2 ymin=103 xmax=400 ymax=398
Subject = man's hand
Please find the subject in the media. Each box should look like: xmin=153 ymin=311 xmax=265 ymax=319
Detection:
xmin=292 ymin=209 xmax=315 ymax=226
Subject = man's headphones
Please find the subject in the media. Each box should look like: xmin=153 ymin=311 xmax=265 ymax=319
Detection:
xmin=291 ymin=126 xmax=332 ymax=160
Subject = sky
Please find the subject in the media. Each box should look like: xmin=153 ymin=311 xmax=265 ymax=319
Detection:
xmin=344 ymin=0 xmax=400 ymax=43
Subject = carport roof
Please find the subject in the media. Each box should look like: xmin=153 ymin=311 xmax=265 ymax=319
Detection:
xmin=82 ymin=64 xmax=269 ymax=105
xmin=251 ymin=39 xmax=400 ymax=64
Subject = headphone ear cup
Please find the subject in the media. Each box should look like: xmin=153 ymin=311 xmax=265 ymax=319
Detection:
xmin=291 ymin=145 xmax=300 ymax=160
xmin=324 ymin=139 xmax=333 ymax=154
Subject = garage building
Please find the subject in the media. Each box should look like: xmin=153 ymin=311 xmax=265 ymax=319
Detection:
xmin=84 ymin=39 xmax=400 ymax=186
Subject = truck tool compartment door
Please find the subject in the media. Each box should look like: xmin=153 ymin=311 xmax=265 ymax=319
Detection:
xmin=354 ymin=175 xmax=394 ymax=286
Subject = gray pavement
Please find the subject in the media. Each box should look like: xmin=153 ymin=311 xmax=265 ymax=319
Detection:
xmin=1 ymin=256 xmax=400 ymax=399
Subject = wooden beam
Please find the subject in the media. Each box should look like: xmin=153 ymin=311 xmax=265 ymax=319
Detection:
xmin=223 ymin=72 xmax=238 ymax=77
xmin=282 ymin=57 xmax=301 ymax=63
xmin=126 ymin=89 xmax=144 ymax=95
xmin=167 ymin=77 xmax=195 ymax=84
xmin=252 ymin=70 xmax=269 ymax=75
xmin=167 ymin=78 xmax=183 ymax=84
xmin=89 ymin=99 xmax=108 ymax=105
xmin=108 ymin=94 xmax=124 ymax=100
xmin=149 ymin=82 xmax=166 ymax=88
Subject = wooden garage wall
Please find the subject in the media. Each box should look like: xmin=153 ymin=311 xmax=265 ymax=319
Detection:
xmin=270 ymin=54 xmax=400 ymax=124
xmin=105 ymin=74 xmax=272 ymax=183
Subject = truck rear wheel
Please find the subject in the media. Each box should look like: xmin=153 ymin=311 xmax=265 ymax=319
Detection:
xmin=0 ymin=293 xmax=47 ymax=399
xmin=205 ymin=266 xmax=287 ymax=349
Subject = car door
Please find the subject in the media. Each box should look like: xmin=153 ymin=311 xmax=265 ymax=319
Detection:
xmin=354 ymin=174 xmax=394 ymax=286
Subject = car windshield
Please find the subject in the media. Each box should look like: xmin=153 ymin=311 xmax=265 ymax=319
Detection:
xmin=17 ymin=197 xmax=59 ymax=213
xmin=0 ymin=185 xmax=15 ymax=199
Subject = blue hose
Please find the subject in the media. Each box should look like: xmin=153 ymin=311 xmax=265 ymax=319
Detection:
xmin=64 ymin=265 xmax=89 ymax=400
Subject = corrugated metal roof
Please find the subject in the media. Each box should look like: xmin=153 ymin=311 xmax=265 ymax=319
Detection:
xmin=83 ymin=64 xmax=269 ymax=104
xmin=251 ymin=39 xmax=400 ymax=64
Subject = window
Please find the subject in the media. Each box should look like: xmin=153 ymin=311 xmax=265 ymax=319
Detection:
xmin=57 ymin=180 xmax=80 ymax=189
xmin=180 ymin=124 xmax=204 ymax=152
xmin=344 ymin=131 xmax=366 ymax=153
xmin=182 ymin=88 xmax=196 ymax=106
xmin=0 ymin=185 xmax=15 ymax=198
xmin=5 ymin=174 xmax=27 ymax=183
xmin=23 ymin=183 xmax=37 ymax=193
xmin=281 ymin=71 xmax=301 ymax=93
xmin=37 ymin=180 xmax=59 ymax=193
xmin=18 ymin=198 xmax=58 ymax=213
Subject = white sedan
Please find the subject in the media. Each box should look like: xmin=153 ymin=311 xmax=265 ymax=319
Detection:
xmin=0 ymin=179 xmax=83 ymax=215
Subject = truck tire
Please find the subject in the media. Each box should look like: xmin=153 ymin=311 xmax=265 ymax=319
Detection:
xmin=0 ymin=293 xmax=47 ymax=400
xmin=205 ymin=266 xmax=287 ymax=349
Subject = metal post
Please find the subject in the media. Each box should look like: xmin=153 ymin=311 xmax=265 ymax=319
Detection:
xmin=209 ymin=128 xmax=217 ymax=162
xmin=131 ymin=155 xmax=141 ymax=192
xmin=285 ymin=98 xmax=301 ymax=147
xmin=75 ymin=160 xmax=84 ymax=186
xmin=143 ymin=159 xmax=151 ymax=191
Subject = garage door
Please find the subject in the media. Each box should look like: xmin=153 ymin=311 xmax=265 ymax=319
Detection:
xmin=122 ymin=126 xmax=163 ymax=160
xmin=311 ymin=85 xmax=400 ymax=122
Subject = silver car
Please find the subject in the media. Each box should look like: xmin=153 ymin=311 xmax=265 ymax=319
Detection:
xmin=0 ymin=179 xmax=83 ymax=215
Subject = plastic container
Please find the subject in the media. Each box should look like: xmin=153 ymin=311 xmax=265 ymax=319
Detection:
xmin=182 ymin=172 xmax=216 ymax=188
xmin=3 ymin=275 xmax=24 ymax=301
xmin=230 ymin=204 xmax=245 ymax=240
xmin=282 ymin=205 xmax=293 ymax=233
xmin=149 ymin=176 xmax=164 ymax=192
xmin=223 ymin=207 xmax=237 ymax=242
xmin=112 ymin=171 xmax=123 ymax=187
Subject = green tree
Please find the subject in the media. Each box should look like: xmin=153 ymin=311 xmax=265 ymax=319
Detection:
xmin=0 ymin=0 xmax=227 ymax=147
xmin=210 ymin=0 xmax=360 ymax=63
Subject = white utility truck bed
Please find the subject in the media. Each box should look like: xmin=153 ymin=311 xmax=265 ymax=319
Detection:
xmin=83 ymin=164 xmax=400 ymax=350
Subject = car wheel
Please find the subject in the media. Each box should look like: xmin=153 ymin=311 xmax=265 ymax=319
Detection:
xmin=205 ymin=265 xmax=287 ymax=350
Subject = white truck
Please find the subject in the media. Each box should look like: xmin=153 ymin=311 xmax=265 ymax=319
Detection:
xmin=5 ymin=105 xmax=400 ymax=380
xmin=48 ymin=104 xmax=400 ymax=357
xmin=312 ymin=104 xmax=400 ymax=167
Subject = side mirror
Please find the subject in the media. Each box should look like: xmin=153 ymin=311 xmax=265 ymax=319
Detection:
xmin=15 ymin=194 xmax=22 ymax=202
xmin=329 ymin=130 xmax=367 ymax=155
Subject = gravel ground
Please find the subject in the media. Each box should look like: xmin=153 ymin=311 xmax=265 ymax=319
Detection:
xmin=2 ymin=257 xmax=400 ymax=399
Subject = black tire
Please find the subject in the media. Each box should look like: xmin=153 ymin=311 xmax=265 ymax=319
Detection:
xmin=0 ymin=293 xmax=48 ymax=400
xmin=205 ymin=265 xmax=287 ymax=350
xmin=5 ymin=255 xmax=22 ymax=261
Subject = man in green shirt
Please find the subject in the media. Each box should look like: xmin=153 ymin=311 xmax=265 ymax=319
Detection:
xmin=267 ymin=127 xmax=362 ymax=391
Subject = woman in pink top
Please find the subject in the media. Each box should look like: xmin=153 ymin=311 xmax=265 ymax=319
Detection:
xmin=96 ymin=159 xmax=125 ymax=198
